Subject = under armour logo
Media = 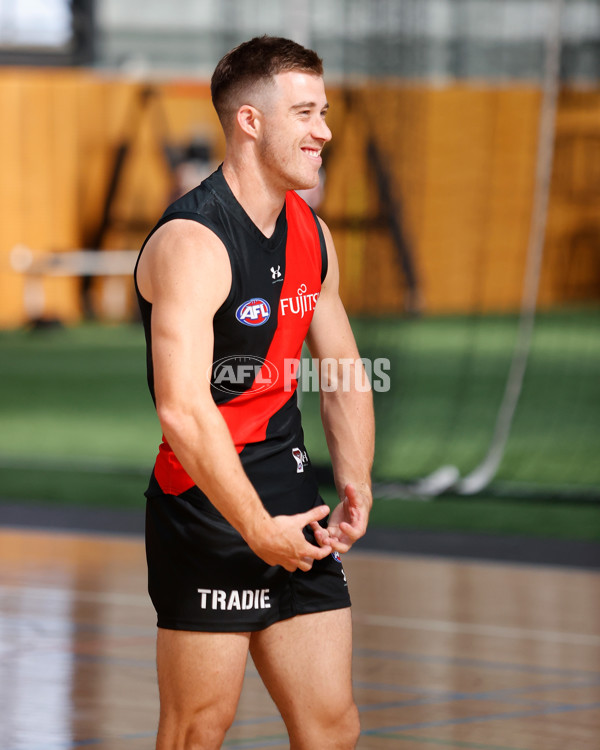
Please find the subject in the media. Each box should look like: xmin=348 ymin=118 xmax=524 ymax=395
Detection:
xmin=270 ymin=265 xmax=282 ymax=280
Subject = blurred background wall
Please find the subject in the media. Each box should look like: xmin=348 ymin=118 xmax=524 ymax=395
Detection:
xmin=0 ymin=0 xmax=598 ymax=325
xmin=0 ymin=0 xmax=598 ymax=505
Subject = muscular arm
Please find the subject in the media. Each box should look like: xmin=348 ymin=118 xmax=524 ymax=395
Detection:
xmin=136 ymin=220 xmax=331 ymax=571
xmin=305 ymin=219 xmax=375 ymax=553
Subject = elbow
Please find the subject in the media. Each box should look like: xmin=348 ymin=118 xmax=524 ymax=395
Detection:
xmin=320 ymin=358 xmax=372 ymax=395
xmin=155 ymin=387 xmax=216 ymax=445
xmin=156 ymin=399 xmax=193 ymax=442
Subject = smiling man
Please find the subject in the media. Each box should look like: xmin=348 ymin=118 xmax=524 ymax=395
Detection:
xmin=134 ymin=36 xmax=374 ymax=750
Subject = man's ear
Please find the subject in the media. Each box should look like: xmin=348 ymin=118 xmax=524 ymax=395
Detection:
xmin=236 ymin=104 xmax=262 ymax=139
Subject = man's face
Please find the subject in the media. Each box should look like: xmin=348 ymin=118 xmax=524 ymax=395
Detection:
xmin=257 ymin=71 xmax=332 ymax=192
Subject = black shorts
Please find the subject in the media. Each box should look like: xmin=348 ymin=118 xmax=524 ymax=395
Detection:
xmin=145 ymin=483 xmax=351 ymax=632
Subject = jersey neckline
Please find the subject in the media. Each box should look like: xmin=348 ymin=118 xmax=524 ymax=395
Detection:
xmin=206 ymin=164 xmax=288 ymax=251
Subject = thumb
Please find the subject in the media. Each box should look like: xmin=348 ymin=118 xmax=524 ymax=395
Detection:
xmin=343 ymin=483 xmax=359 ymax=505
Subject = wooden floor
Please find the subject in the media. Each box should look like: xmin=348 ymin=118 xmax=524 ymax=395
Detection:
xmin=1 ymin=527 xmax=599 ymax=750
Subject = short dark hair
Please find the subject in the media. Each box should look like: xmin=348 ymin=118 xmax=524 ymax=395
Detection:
xmin=211 ymin=36 xmax=323 ymax=131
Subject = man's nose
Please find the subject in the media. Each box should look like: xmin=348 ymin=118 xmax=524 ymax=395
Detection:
xmin=313 ymin=117 xmax=332 ymax=143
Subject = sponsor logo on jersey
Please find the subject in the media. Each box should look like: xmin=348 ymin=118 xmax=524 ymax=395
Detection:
xmin=236 ymin=298 xmax=271 ymax=326
xmin=280 ymin=283 xmax=319 ymax=318
xmin=197 ymin=588 xmax=271 ymax=611
xmin=210 ymin=355 xmax=278 ymax=394
xmin=270 ymin=265 xmax=282 ymax=281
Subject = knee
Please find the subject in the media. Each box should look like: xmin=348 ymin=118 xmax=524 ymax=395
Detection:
xmin=158 ymin=704 xmax=236 ymax=750
xmin=183 ymin=706 xmax=236 ymax=750
xmin=336 ymin=701 xmax=361 ymax=749
xmin=313 ymin=700 xmax=360 ymax=749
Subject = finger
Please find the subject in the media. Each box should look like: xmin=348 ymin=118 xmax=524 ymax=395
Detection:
xmin=324 ymin=535 xmax=350 ymax=554
xmin=304 ymin=539 xmax=332 ymax=560
xmin=298 ymin=547 xmax=331 ymax=570
xmin=299 ymin=504 xmax=330 ymax=526
xmin=324 ymin=526 xmax=346 ymax=545
xmin=331 ymin=539 xmax=351 ymax=554
xmin=339 ymin=520 xmax=363 ymax=541
xmin=309 ymin=520 xmax=330 ymax=545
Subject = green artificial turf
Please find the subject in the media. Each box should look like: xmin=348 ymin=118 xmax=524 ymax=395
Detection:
xmin=301 ymin=309 xmax=600 ymax=489
xmin=320 ymin=488 xmax=600 ymax=543
xmin=0 ymin=317 xmax=598 ymax=541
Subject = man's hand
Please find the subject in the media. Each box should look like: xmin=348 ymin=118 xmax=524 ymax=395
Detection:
xmin=310 ymin=483 xmax=371 ymax=554
xmin=247 ymin=504 xmax=333 ymax=572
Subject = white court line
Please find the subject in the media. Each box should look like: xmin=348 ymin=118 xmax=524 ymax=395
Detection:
xmin=353 ymin=613 xmax=600 ymax=647
xmin=0 ymin=584 xmax=149 ymax=607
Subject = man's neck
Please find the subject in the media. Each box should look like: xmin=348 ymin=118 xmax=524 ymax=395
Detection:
xmin=221 ymin=157 xmax=286 ymax=239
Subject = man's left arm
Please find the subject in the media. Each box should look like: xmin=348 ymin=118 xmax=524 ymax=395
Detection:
xmin=305 ymin=218 xmax=375 ymax=553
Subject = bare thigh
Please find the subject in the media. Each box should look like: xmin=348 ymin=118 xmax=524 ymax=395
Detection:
xmin=155 ymin=628 xmax=250 ymax=749
xmin=249 ymin=608 xmax=359 ymax=749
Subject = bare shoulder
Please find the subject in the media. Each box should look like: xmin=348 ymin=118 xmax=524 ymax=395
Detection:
xmin=317 ymin=215 xmax=334 ymax=244
xmin=136 ymin=219 xmax=231 ymax=310
xmin=316 ymin=216 xmax=339 ymax=293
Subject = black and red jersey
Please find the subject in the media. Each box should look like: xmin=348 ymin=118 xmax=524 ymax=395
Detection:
xmin=134 ymin=166 xmax=327 ymax=514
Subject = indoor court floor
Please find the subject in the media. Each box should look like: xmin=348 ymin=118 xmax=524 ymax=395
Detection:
xmin=0 ymin=527 xmax=599 ymax=750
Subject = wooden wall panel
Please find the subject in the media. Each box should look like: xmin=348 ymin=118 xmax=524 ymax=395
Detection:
xmin=323 ymin=85 xmax=542 ymax=315
xmin=542 ymin=90 xmax=600 ymax=306
xmin=44 ymin=72 xmax=84 ymax=320
xmin=0 ymin=74 xmax=26 ymax=327
xmin=0 ymin=70 xmax=598 ymax=326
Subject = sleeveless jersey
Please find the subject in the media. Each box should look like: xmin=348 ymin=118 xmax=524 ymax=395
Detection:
xmin=134 ymin=166 xmax=327 ymax=510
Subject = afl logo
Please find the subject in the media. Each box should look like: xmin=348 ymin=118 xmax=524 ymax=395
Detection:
xmin=236 ymin=298 xmax=271 ymax=326
xmin=210 ymin=355 xmax=279 ymax=395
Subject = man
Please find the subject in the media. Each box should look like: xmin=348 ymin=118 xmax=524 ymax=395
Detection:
xmin=134 ymin=35 xmax=374 ymax=750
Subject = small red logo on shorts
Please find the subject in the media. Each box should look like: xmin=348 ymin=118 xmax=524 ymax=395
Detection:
xmin=292 ymin=447 xmax=309 ymax=473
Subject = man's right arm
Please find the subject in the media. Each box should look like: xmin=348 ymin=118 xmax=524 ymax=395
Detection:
xmin=136 ymin=219 xmax=331 ymax=571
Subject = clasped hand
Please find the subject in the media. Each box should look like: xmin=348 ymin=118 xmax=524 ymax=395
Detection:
xmin=250 ymin=484 xmax=370 ymax=572
xmin=310 ymin=483 xmax=371 ymax=554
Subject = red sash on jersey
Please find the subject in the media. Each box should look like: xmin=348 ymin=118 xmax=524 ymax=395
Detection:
xmin=154 ymin=191 xmax=322 ymax=497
